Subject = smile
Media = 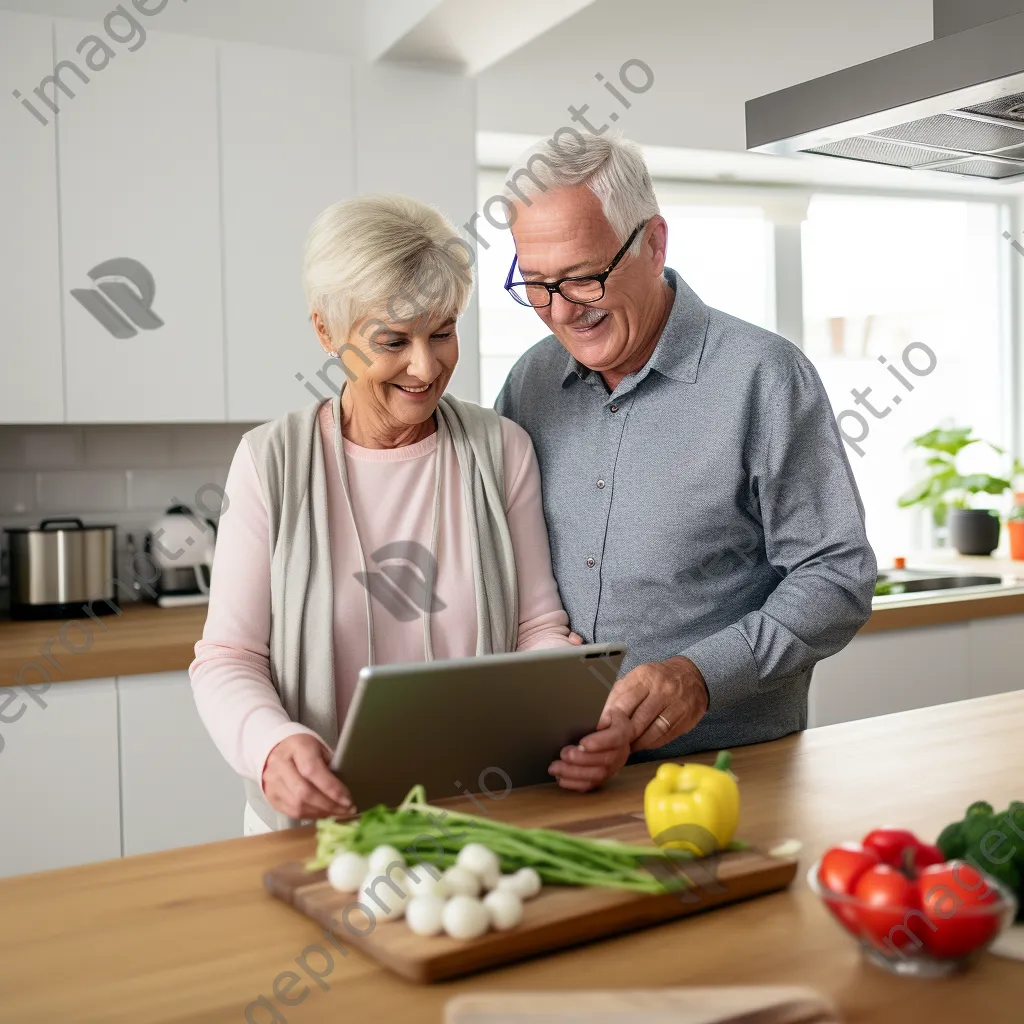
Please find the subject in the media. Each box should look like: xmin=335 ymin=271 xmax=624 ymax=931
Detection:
xmin=572 ymin=311 xmax=610 ymax=334
xmin=392 ymin=382 xmax=432 ymax=394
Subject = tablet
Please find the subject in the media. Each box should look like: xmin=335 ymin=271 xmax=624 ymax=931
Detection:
xmin=330 ymin=642 xmax=626 ymax=809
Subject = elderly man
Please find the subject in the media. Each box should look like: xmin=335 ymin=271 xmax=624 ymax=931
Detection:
xmin=494 ymin=136 xmax=877 ymax=792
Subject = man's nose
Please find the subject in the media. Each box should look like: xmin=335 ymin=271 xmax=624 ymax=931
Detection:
xmin=548 ymin=291 xmax=584 ymax=325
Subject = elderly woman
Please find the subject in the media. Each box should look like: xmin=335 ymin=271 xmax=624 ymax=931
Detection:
xmin=189 ymin=194 xmax=612 ymax=834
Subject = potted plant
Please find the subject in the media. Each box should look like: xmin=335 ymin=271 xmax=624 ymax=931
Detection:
xmin=1010 ymin=493 xmax=1024 ymax=562
xmin=897 ymin=426 xmax=1024 ymax=556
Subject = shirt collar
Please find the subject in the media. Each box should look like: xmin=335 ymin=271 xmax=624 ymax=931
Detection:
xmin=560 ymin=267 xmax=709 ymax=387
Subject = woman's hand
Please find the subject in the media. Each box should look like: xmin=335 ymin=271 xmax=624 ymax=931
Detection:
xmin=262 ymin=734 xmax=356 ymax=820
xmin=547 ymin=707 xmax=632 ymax=792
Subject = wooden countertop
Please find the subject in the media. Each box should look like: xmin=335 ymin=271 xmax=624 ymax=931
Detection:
xmin=2 ymin=548 xmax=1023 ymax=688
xmin=2 ymin=692 xmax=1022 ymax=1023
xmin=0 ymin=603 xmax=207 ymax=687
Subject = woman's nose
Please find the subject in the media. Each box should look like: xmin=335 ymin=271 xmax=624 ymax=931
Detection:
xmin=407 ymin=342 xmax=442 ymax=381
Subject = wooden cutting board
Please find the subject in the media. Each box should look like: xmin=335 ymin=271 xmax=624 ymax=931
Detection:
xmin=445 ymin=987 xmax=840 ymax=1023
xmin=265 ymin=812 xmax=799 ymax=984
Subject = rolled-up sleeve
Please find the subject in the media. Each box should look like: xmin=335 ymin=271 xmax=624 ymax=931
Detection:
xmin=681 ymin=354 xmax=877 ymax=711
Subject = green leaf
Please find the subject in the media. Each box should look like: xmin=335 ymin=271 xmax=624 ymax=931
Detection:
xmin=909 ymin=426 xmax=977 ymax=456
xmin=897 ymin=477 xmax=936 ymax=507
xmin=958 ymin=474 xmax=1011 ymax=496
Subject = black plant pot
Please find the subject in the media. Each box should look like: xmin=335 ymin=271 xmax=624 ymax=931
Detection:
xmin=948 ymin=509 xmax=1001 ymax=556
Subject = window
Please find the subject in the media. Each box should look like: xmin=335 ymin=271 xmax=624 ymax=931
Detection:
xmin=801 ymin=194 xmax=1008 ymax=563
xmin=475 ymin=166 xmax=1014 ymax=563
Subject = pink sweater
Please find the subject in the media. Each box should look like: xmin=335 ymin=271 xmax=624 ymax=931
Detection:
xmin=190 ymin=402 xmax=573 ymax=791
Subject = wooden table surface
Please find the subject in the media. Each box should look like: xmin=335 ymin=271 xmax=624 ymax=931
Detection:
xmin=2 ymin=692 xmax=1022 ymax=1023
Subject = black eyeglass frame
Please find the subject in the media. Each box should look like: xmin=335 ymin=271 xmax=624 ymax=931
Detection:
xmin=503 ymin=220 xmax=648 ymax=308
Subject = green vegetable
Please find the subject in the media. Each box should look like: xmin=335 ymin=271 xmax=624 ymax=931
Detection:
xmin=936 ymin=821 xmax=967 ymax=860
xmin=308 ymin=785 xmax=746 ymax=895
xmin=936 ymin=799 xmax=1024 ymax=921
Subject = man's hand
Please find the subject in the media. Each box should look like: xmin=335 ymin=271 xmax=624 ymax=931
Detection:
xmin=602 ymin=656 xmax=710 ymax=752
xmin=548 ymin=707 xmax=632 ymax=792
xmin=262 ymin=734 xmax=356 ymax=820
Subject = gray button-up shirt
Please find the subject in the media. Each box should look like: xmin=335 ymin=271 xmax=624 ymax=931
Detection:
xmin=495 ymin=267 xmax=876 ymax=758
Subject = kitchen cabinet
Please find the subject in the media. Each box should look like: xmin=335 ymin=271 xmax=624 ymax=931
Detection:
xmin=353 ymin=63 xmax=479 ymax=402
xmin=117 ymin=671 xmax=244 ymax=856
xmin=219 ymin=43 xmax=355 ymax=423
xmin=967 ymin=613 xmax=1024 ymax=698
xmin=0 ymin=677 xmax=120 ymax=878
xmin=56 ymin=24 xmax=225 ymax=423
xmin=0 ymin=11 xmax=64 ymax=424
xmin=809 ymin=612 xmax=1024 ymax=727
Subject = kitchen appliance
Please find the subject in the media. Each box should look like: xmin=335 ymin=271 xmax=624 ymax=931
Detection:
xmin=144 ymin=505 xmax=216 ymax=608
xmin=746 ymin=1 xmax=1024 ymax=183
xmin=6 ymin=518 xmax=117 ymax=621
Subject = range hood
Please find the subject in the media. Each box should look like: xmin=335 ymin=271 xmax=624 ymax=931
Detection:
xmin=746 ymin=0 xmax=1024 ymax=183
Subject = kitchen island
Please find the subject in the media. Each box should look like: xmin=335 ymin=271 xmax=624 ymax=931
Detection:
xmin=2 ymin=691 xmax=1022 ymax=1023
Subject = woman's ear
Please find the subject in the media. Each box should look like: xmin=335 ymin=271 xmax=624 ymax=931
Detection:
xmin=312 ymin=312 xmax=333 ymax=355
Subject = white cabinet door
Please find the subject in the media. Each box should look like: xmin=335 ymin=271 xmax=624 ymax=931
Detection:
xmin=0 ymin=678 xmax=120 ymax=878
xmin=117 ymin=671 xmax=244 ymax=856
xmin=967 ymin=614 xmax=1024 ymax=698
xmin=809 ymin=623 xmax=971 ymax=728
xmin=219 ymin=44 xmax=355 ymax=422
xmin=354 ymin=64 xmax=479 ymax=402
xmin=56 ymin=25 xmax=224 ymax=423
xmin=0 ymin=12 xmax=63 ymax=424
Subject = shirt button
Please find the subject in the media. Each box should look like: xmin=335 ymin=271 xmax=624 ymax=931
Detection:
xmin=610 ymin=404 xmax=619 ymax=413
xmin=596 ymin=479 xmax=606 ymax=489
xmin=586 ymin=556 xmax=596 ymax=568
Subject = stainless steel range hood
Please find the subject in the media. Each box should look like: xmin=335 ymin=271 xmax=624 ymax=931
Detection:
xmin=746 ymin=0 xmax=1024 ymax=183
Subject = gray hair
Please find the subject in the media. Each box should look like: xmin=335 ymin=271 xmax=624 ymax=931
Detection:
xmin=303 ymin=194 xmax=473 ymax=344
xmin=503 ymin=135 xmax=659 ymax=255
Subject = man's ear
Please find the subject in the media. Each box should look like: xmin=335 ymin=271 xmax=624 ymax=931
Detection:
xmin=645 ymin=215 xmax=669 ymax=275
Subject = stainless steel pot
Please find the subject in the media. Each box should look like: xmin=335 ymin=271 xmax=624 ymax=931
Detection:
xmin=6 ymin=518 xmax=118 ymax=620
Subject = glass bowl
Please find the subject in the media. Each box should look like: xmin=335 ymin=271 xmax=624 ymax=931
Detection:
xmin=807 ymin=859 xmax=1018 ymax=977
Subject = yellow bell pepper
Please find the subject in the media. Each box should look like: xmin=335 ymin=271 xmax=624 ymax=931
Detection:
xmin=644 ymin=751 xmax=740 ymax=854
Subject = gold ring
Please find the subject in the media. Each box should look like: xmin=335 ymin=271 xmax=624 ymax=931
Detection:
xmin=656 ymin=713 xmax=672 ymax=733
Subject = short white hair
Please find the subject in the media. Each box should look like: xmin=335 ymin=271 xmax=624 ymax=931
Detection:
xmin=303 ymin=194 xmax=473 ymax=343
xmin=503 ymin=135 xmax=659 ymax=255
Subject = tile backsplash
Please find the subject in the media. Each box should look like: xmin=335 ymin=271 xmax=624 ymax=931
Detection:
xmin=0 ymin=422 xmax=260 ymax=609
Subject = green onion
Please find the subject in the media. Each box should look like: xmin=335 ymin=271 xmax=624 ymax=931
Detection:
xmin=307 ymin=785 xmax=746 ymax=895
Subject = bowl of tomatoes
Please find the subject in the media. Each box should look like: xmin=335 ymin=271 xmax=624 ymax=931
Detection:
xmin=810 ymin=827 xmax=1018 ymax=976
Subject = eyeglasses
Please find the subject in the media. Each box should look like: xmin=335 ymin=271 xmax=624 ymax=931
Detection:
xmin=504 ymin=221 xmax=648 ymax=308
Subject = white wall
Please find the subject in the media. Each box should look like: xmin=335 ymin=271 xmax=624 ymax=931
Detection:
xmin=0 ymin=0 xmax=366 ymax=56
xmin=476 ymin=0 xmax=934 ymax=153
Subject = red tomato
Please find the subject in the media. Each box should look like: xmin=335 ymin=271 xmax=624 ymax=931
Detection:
xmin=818 ymin=844 xmax=882 ymax=938
xmin=852 ymin=865 xmax=924 ymax=953
xmin=819 ymin=843 xmax=881 ymax=894
xmin=911 ymin=842 xmax=946 ymax=871
xmin=862 ymin=827 xmax=921 ymax=867
xmin=917 ymin=862 xmax=1002 ymax=959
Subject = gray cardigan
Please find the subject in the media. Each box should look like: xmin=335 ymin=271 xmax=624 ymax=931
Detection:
xmin=241 ymin=393 xmax=519 ymax=830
